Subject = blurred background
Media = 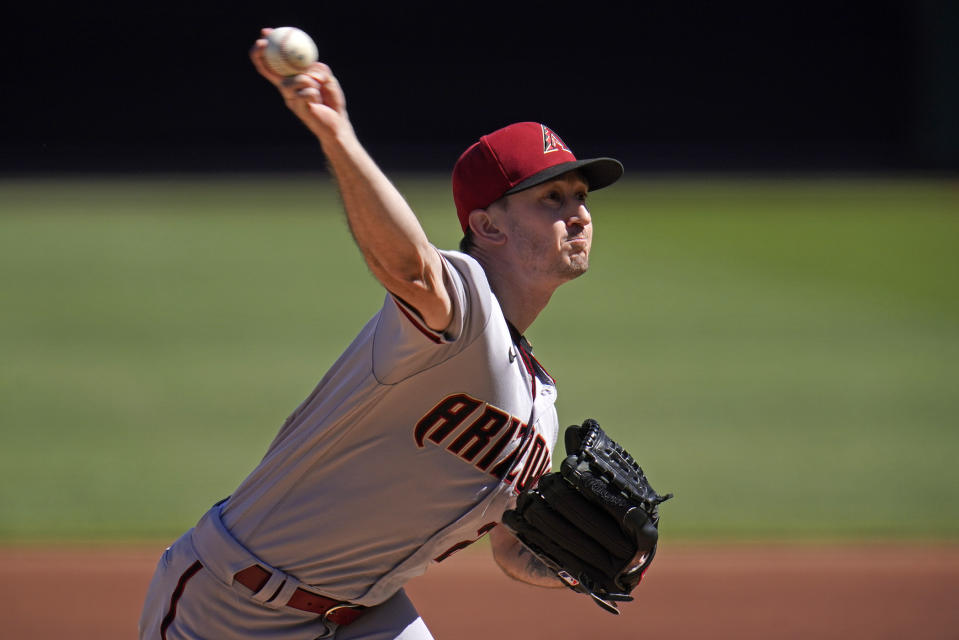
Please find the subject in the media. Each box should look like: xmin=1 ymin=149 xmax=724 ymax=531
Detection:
xmin=3 ymin=0 xmax=958 ymax=174
xmin=1 ymin=1 xmax=957 ymax=544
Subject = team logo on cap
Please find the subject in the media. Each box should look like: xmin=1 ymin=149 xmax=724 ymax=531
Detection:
xmin=541 ymin=125 xmax=571 ymax=154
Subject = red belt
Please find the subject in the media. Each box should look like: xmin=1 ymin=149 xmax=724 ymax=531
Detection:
xmin=234 ymin=565 xmax=366 ymax=626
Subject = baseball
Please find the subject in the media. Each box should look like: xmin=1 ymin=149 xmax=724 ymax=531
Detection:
xmin=264 ymin=27 xmax=318 ymax=76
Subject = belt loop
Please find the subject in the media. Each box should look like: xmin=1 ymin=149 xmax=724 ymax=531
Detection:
xmin=249 ymin=570 xmax=287 ymax=605
xmin=266 ymin=579 xmax=301 ymax=610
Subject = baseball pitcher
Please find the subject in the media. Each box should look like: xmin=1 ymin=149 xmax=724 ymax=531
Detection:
xmin=138 ymin=27 xmax=670 ymax=640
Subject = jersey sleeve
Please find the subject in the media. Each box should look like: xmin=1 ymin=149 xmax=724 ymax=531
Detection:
xmin=372 ymin=249 xmax=493 ymax=384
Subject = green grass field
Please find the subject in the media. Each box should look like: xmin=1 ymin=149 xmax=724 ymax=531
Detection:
xmin=1 ymin=175 xmax=957 ymax=542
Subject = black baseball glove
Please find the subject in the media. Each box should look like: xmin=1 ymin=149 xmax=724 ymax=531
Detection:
xmin=502 ymin=419 xmax=672 ymax=613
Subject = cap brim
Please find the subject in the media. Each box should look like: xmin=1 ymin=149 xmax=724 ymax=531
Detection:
xmin=504 ymin=157 xmax=624 ymax=196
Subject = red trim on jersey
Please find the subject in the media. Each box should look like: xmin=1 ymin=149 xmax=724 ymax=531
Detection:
xmin=517 ymin=347 xmax=536 ymax=377
xmin=393 ymin=298 xmax=443 ymax=344
xmin=433 ymin=540 xmax=474 ymax=563
xmin=505 ymin=319 xmax=555 ymax=389
xmin=160 ymin=560 xmax=203 ymax=640
xmin=434 ymin=521 xmax=500 ymax=562
xmin=529 ymin=352 xmax=555 ymax=385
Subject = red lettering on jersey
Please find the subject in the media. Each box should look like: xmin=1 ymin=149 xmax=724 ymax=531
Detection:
xmin=490 ymin=423 xmax=534 ymax=482
xmin=413 ymin=394 xmax=482 ymax=447
xmin=447 ymin=405 xmax=511 ymax=461
xmin=413 ymin=394 xmax=551 ymax=489
xmin=514 ymin=434 xmax=549 ymax=493
xmin=475 ymin=417 xmax=521 ymax=472
xmin=506 ymin=433 xmax=540 ymax=484
xmin=534 ymin=450 xmax=552 ymax=482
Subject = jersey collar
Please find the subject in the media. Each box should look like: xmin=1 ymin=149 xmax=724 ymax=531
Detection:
xmin=505 ymin=320 xmax=555 ymax=386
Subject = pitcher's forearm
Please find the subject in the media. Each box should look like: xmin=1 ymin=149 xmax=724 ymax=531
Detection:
xmin=490 ymin=525 xmax=564 ymax=588
xmin=251 ymin=34 xmax=452 ymax=330
xmin=320 ymin=130 xmax=451 ymax=328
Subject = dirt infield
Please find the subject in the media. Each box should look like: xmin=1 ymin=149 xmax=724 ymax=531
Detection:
xmin=2 ymin=543 xmax=957 ymax=639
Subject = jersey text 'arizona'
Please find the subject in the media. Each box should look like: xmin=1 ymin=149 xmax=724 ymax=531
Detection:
xmin=413 ymin=393 xmax=551 ymax=493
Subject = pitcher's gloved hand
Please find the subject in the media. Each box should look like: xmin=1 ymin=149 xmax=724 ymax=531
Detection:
xmin=502 ymin=419 xmax=673 ymax=613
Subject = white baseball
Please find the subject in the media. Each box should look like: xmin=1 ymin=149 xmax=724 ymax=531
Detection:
xmin=264 ymin=27 xmax=318 ymax=77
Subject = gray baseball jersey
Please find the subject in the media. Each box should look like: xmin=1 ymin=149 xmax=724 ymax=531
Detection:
xmin=140 ymin=249 xmax=560 ymax=639
xmin=220 ymin=249 xmax=558 ymax=605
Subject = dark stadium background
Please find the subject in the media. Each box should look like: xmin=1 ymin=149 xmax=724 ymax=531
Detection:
xmin=3 ymin=1 xmax=956 ymax=174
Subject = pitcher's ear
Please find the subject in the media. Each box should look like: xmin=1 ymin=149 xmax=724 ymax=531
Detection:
xmin=468 ymin=209 xmax=507 ymax=246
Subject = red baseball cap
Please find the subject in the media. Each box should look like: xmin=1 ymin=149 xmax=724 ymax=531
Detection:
xmin=451 ymin=122 xmax=623 ymax=232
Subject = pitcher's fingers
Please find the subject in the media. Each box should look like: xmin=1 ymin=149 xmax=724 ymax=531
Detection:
xmin=317 ymin=71 xmax=346 ymax=114
xmin=250 ymin=38 xmax=286 ymax=86
xmin=295 ymin=87 xmax=323 ymax=103
xmin=279 ymin=73 xmax=320 ymax=100
xmin=283 ymin=73 xmax=324 ymax=89
xmin=302 ymin=62 xmax=333 ymax=85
